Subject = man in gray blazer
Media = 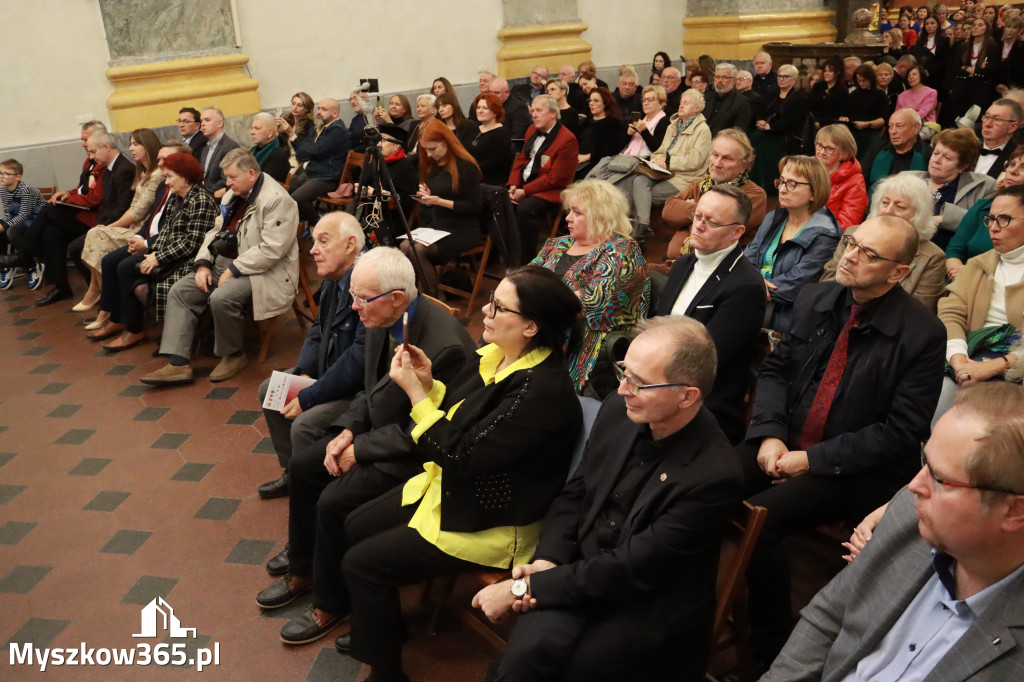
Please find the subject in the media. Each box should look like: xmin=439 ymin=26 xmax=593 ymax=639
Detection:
xmin=763 ymin=382 xmax=1024 ymax=681
xmin=197 ymin=106 xmax=240 ymax=198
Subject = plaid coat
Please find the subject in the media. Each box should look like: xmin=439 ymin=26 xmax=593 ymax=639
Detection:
xmin=150 ymin=184 xmax=216 ymax=320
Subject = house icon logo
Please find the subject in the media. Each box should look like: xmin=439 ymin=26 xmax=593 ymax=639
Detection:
xmin=132 ymin=597 xmax=197 ymax=638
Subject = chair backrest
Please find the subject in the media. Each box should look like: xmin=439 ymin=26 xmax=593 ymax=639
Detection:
xmin=713 ymin=501 xmax=768 ymax=639
xmin=422 ymin=293 xmax=458 ymax=317
xmin=340 ymin=151 xmax=365 ymax=185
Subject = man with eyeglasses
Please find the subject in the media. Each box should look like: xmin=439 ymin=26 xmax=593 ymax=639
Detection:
xmin=763 ymin=382 xmax=1024 ymax=681
xmin=660 ymin=67 xmax=684 ymax=114
xmin=255 ymin=246 xmax=475 ymax=646
xmin=177 ymin=107 xmax=206 ymax=158
xmin=974 ymin=99 xmax=1022 ymax=179
xmin=735 ymin=69 xmax=767 ymax=124
xmin=472 ymin=315 xmax=743 ymax=681
xmin=657 ymin=185 xmax=766 ymax=443
xmin=738 ymin=214 xmax=946 ymax=671
xmin=704 ymin=63 xmax=752 ymax=136
xmin=512 ymin=64 xmax=550 ymax=103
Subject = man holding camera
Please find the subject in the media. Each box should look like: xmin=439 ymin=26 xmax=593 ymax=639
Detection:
xmin=142 ymin=149 xmax=299 ymax=386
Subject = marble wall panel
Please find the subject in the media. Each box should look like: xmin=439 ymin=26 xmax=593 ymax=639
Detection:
xmin=689 ymin=0 xmax=821 ymax=15
xmin=502 ymin=0 xmax=580 ymax=27
xmin=99 ymin=0 xmax=236 ymax=63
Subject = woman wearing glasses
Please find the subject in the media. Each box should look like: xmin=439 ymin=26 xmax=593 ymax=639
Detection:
xmin=946 ymin=146 xmax=1024 ymax=281
xmin=932 ymin=184 xmax=1024 ymax=425
xmin=338 ymin=265 xmax=583 ymax=682
xmin=821 ymin=172 xmax=946 ymax=312
xmin=744 ymin=155 xmax=841 ymax=333
xmin=532 ymin=179 xmax=649 ymax=396
xmin=814 ymin=125 xmax=868 ymax=230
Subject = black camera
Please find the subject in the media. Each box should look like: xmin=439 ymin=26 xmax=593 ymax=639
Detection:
xmin=208 ymin=229 xmax=238 ymax=258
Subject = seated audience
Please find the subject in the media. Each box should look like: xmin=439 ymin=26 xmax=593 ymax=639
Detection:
xmin=544 ymin=78 xmax=582 ymax=138
xmin=576 ymin=87 xmax=629 ymax=178
xmin=257 ymin=213 xmax=366 ymax=500
xmin=488 ymin=78 xmax=532 ymax=141
xmin=532 ymin=179 xmax=649 ymax=396
xmin=346 ymin=91 xmax=372 ymax=153
xmin=688 ymin=71 xmax=709 ymax=95
xmin=822 ymin=171 xmax=946 ymax=311
xmin=507 ymin=95 xmax=579 ymax=261
xmin=808 ymin=57 xmax=849 ymax=125
xmin=762 ymin=383 xmax=1024 ymax=682
xmin=474 ymin=316 xmax=744 ymax=682
xmin=512 ymin=66 xmax=549 ymax=103
xmin=814 ymin=124 xmax=868 ymax=229
xmin=895 ymin=64 xmax=938 ymax=123
xmin=744 ymin=155 xmax=842 ymax=333
xmin=431 ymin=76 xmax=455 ymax=100
xmin=862 ymin=107 xmax=929 ymax=192
xmin=350 ymin=124 xmax=419 ymax=245
xmin=557 ymin=64 xmax=587 ymax=111
xmin=740 ymin=214 xmax=945 ymax=671
xmin=141 ymin=149 xmax=298 ymax=385
xmin=658 ymin=185 xmax=767 ymax=443
xmin=77 ymin=128 xmax=163 ymax=313
xmin=398 ymin=119 xmax=483 ymax=296
xmin=372 ymin=94 xmax=412 ymax=127
xmin=289 ymin=98 xmax=352 ymax=226
xmin=624 ymin=88 xmax=712 ymax=241
xmin=933 ymin=184 xmax=1024 ymax=424
xmin=909 ymin=127 xmax=995 ymax=249
xmin=704 ymin=63 xmax=752 ymax=136
xmin=974 ymin=98 xmax=1022 ymax=180
xmin=650 ymin=51 xmax=671 ymax=83
xmin=585 ymin=85 xmax=669 ymax=188
xmin=276 ymin=92 xmax=315 ymax=143
xmin=403 ymin=94 xmax=437 ymax=156
xmin=198 ymin=107 xmax=241 ymax=198
xmin=735 ymin=69 xmax=767 ymax=123
xmin=177 ymin=106 xmax=206 ymax=158
xmin=0 ymin=159 xmax=46 ymax=291
xmin=468 ymin=93 xmax=513 ymax=186
xmin=661 ymin=128 xmax=768 ymax=255
xmin=947 ymin=145 xmax=1024 ymax=278
xmin=612 ymin=66 xmax=642 ymax=117
xmin=840 ymin=64 xmax=890 ymax=158
xmin=89 ymin=151 xmax=215 ymax=351
xmin=335 ymin=266 xmax=584 ymax=680
xmin=435 ymin=92 xmax=478 ymax=149
xmin=875 ymin=63 xmax=902 ymax=116
xmin=254 ymin=247 xmax=476 ymax=644
xmin=659 ymin=67 xmax=684 ymax=113
xmin=250 ymin=112 xmax=291 ymax=183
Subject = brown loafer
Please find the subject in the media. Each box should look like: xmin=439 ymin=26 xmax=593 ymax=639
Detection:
xmin=140 ymin=363 xmax=194 ymax=386
xmin=87 ymin=322 xmax=126 ymax=341
xmin=103 ymin=331 xmax=147 ymax=352
xmin=209 ymin=354 xmax=249 ymax=382
xmin=256 ymin=574 xmax=312 ymax=609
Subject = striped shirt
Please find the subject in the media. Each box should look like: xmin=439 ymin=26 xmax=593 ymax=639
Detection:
xmin=0 ymin=181 xmax=45 ymax=230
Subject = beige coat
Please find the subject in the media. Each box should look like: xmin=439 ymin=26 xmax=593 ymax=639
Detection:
xmin=820 ymin=224 xmax=947 ymax=313
xmin=199 ymin=174 xmax=299 ymax=320
xmin=650 ymin=113 xmax=712 ymax=191
xmin=938 ymin=248 xmax=1024 ymax=343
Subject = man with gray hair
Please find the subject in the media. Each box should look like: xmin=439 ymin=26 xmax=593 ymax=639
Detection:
xmin=613 ymin=67 xmax=642 ymax=117
xmin=751 ymin=51 xmax=779 ymax=104
xmin=142 ymin=149 xmax=299 ymax=385
xmin=513 ymin=64 xmax=550 ymax=103
xmin=488 ymin=77 xmax=532 ymax=139
xmin=661 ymin=66 xmax=684 ymax=114
xmin=735 ymin=69 xmax=767 ymax=123
xmin=197 ymin=106 xmax=240 ymax=198
xmin=862 ymin=107 xmax=930 ymax=191
xmin=975 ymin=98 xmax=1023 ymax=179
xmin=473 ymin=315 xmax=744 ymax=680
xmin=704 ymin=62 xmax=752 ymax=135
xmin=290 ymin=97 xmax=351 ymax=227
xmin=255 ymin=246 xmax=476 ymax=646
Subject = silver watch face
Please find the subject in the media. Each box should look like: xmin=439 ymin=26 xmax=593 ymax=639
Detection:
xmin=510 ymin=579 xmax=528 ymax=598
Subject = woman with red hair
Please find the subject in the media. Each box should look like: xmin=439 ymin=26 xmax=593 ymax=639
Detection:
xmin=399 ymin=118 xmax=483 ymax=295
xmin=469 ymin=92 xmax=513 ymax=186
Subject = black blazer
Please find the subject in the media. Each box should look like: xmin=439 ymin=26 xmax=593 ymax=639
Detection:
xmin=198 ymin=134 xmax=241 ymax=193
xmin=186 ymin=131 xmax=208 ymax=159
xmin=658 ymin=246 xmax=766 ymax=443
xmin=530 ymin=398 xmax=744 ymax=649
xmin=255 ymin=142 xmax=291 ymax=184
xmin=332 ymin=297 xmax=477 ymax=480
xmin=705 ymin=89 xmax=752 ymax=136
xmin=98 ymin=153 xmax=137 ymax=225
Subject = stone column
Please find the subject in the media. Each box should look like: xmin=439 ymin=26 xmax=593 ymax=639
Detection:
xmin=100 ymin=0 xmax=260 ymax=131
xmin=683 ymin=0 xmax=837 ymax=61
xmin=496 ymin=0 xmax=592 ymax=79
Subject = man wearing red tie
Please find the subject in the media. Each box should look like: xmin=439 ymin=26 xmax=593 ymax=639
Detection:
xmin=736 ymin=215 xmax=946 ymax=674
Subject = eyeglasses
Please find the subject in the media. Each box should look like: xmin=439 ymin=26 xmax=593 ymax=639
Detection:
xmin=981 ymin=114 xmax=1017 ymax=125
xmin=774 ymin=176 xmax=812 ymax=191
xmin=841 ymin=234 xmax=902 ymax=264
xmin=0 ymin=171 xmax=20 ymax=178
xmin=714 ymin=75 xmax=735 ymax=81
xmin=351 ymin=288 xmax=401 ymax=305
xmin=920 ymin=447 xmax=1022 ymax=495
xmin=777 ymin=74 xmax=795 ymax=80
xmin=487 ymin=290 xmax=523 ymax=319
xmin=982 ymin=213 xmax=1024 ymax=229
xmin=176 ymin=119 xmax=197 ymax=125
xmin=689 ymin=210 xmax=742 ymax=230
xmin=814 ymin=142 xmax=838 ymax=155
xmin=613 ymin=361 xmax=691 ymax=396
xmin=1004 ymin=159 xmax=1024 ymax=173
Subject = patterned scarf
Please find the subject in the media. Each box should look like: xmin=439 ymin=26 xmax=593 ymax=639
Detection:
xmin=699 ymin=170 xmax=751 ymax=194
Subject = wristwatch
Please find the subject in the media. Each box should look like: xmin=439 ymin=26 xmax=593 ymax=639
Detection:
xmin=510 ymin=577 xmax=529 ymax=599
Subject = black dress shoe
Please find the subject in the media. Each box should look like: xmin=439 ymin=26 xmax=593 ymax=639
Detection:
xmin=334 ymin=633 xmax=351 ymax=654
xmin=36 ymin=288 xmax=73 ymax=307
xmin=280 ymin=606 xmax=348 ymax=645
xmin=256 ymin=575 xmax=312 ymax=609
xmin=266 ymin=545 xmax=290 ymax=576
xmin=258 ymin=471 xmax=290 ymax=499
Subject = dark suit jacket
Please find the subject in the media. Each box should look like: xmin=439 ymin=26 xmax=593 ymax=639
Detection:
xmin=530 ymin=397 xmax=744 ymax=650
xmin=98 ymin=153 xmax=136 ymax=225
xmin=199 ymin=134 xmax=241 ymax=193
xmin=742 ymin=90 xmax=767 ymax=128
xmin=331 ymin=297 xmax=476 ymax=480
xmin=503 ymin=95 xmax=533 ymax=141
xmin=658 ymin=245 xmax=766 ymax=443
xmin=705 ymin=88 xmax=752 ymax=136
xmin=508 ymin=122 xmax=579 ymax=203
xmin=185 ymin=131 xmax=208 ymax=159
xmin=746 ymin=282 xmax=945 ymax=502
xmin=764 ymin=487 xmax=1024 ymax=682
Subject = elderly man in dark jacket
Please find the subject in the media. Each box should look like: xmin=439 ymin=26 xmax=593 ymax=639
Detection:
xmin=290 ymin=97 xmax=352 ymax=225
xmin=704 ymin=63 xmax=752 ymax=135
xmin=256 ymin=212 xmax=367 ymax=499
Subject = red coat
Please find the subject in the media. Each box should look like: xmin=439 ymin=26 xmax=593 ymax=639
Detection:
xmin=507 ymin=122 xmax=579 ymax=203
xmin=63 ymin=158 xmax=106 ymax=227
xmin=826 ymin=158 xmax=868 ymax=230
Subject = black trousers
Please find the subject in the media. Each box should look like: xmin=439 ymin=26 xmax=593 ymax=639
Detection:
xmin=6 ymin=220 xmax=44 ymax=267
xmin=100 ymin=246 xmax=146 ymax=331
xmin=287 ymin=434 xmax=406 ymax=614
xmin=341 ymin=485 xmax=480 ymax=678
xmin=34 ymin=203 xmax=90 ymax=291
xmin=514 ymin=196 xmax=558 ymax=263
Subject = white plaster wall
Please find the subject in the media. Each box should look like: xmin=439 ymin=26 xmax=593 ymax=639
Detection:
xmin=578 ymin=0 xmax=686 ymax=68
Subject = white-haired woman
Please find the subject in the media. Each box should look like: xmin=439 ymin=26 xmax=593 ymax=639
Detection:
xmin=820 ymin=171 xmax=946 ymax=311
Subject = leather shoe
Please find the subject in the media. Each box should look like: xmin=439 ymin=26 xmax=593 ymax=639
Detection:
xmin=87 ymin=322 xmax=126 ymax=341
xmin=140 ymin=363 xmax=194 ymax=386
xmin=36 ymin=288 xmax=73 ymax=307
xmin=209 ymin=354 xmax=249 ymax=382
xmin=256 ymin=574 xmax=312 ymax=609
xmin=280 ymin=606 xmax=347 ymax=645
xmin=103 ymin=331 xmax=147 ymax=352
xmin=334 ymin=633 xmax=351 ymax=655
xmin=266 ymin=545 xmax=290 ymax=576
xmin=258 ymin=471 xmax=290 ymax=499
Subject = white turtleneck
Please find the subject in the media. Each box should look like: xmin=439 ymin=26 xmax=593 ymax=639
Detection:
xmin=946 ymin=242 xmax=1024 ymax=360
xmin=670 ymin=244 xmax=736 ymax=316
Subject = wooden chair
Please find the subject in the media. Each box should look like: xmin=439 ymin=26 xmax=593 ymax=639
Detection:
xmin=706 ymin=501 xmax=769 ymax=682
xmin=435 ymin=236 xmax=498 ymax=319
xmin=421 ymin=293 xmax=458 ymax=316
xmin=254 ymin=223 xmax=320 ymax=362
xmin=316 ymin=151 xmax=365 ymax=210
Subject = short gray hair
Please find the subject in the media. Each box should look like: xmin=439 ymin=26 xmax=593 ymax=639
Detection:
xmin=534 ymin=94 xmax=561 ymax=120
xmin=992 ymin=98 xmax=1024 ymax=122
xmin=717 ymin=63 xmax=738 ymax=77
xmin=316 ymin=212 xmax=365 ymax=252
xmin=416 ymin=94 xmax=436 ymax=107
xmin=88 ymin=131 xmax=115 ymax=149
xmin=252 ymin=112 xmax=276 ymax=128
xmin=635 ymin=316 xmax=717 ymax=399
xmin=680 ymin=88 xmax=705 ymax=112
xmin=203 ymin=106 xmax=225 ymax=121
xmin=868 ymin=171 xmax=937 ymax=240
xmin=220 ymin=148 xmax=260 ymax=173
xmin=82 ymin=120 xmax=107 ymax=134
xmin=355 ymin=246 xmax=418 ymax=301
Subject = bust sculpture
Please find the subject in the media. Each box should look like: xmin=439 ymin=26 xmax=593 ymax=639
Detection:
xmin=846 ymin=8 xmax=883 ymax=45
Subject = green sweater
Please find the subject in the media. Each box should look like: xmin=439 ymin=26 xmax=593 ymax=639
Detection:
xmin=946 ymin=197 xmax=993 ymax=262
